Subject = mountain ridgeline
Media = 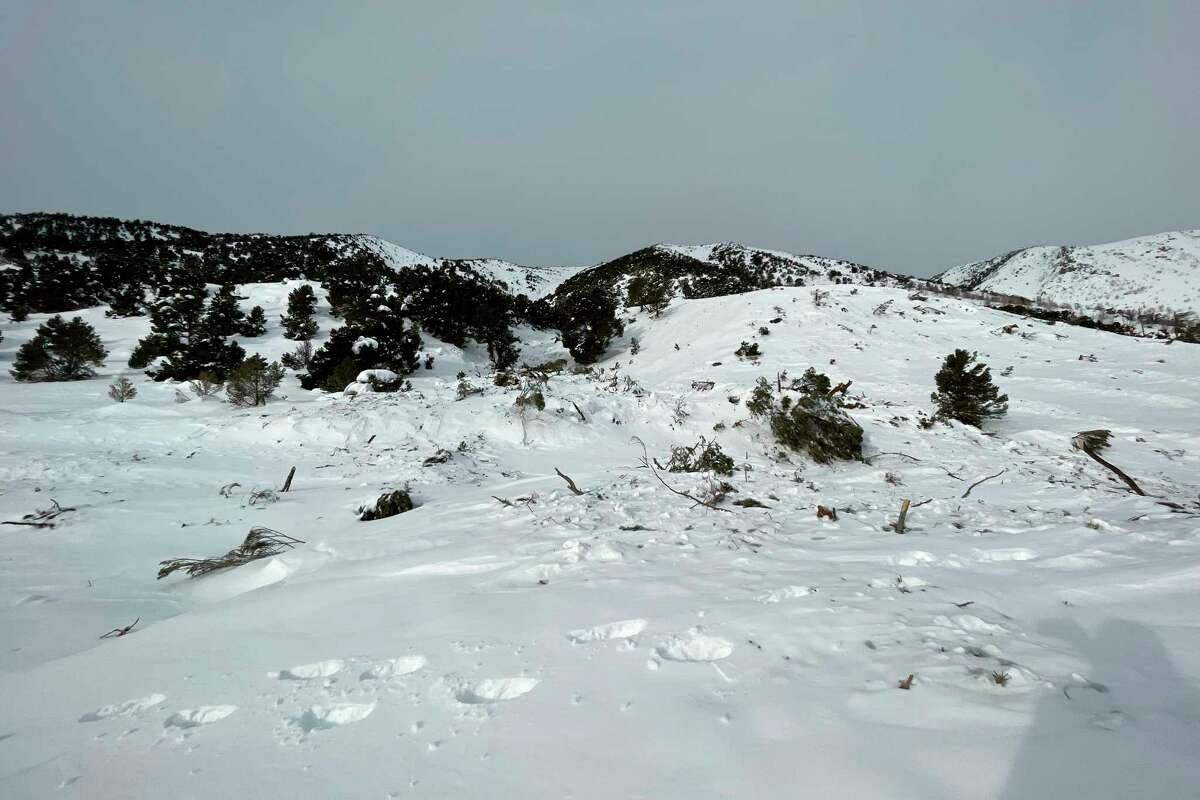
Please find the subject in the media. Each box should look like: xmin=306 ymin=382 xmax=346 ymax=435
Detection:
xmin=2 ymin=212 xmax=1196 ymax=387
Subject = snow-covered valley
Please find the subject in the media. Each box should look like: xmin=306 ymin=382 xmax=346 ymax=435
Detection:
xmin=2 ymin=282 xmax=1199 ymax=799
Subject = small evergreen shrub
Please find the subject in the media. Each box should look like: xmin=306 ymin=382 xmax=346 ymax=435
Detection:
xmin=10 ymin=315 xmax=107 ymax=381
xmin=747 ymin=369 xmax=862 ymax=463
xmin=930 ymin=349 xmax=1008 ymax=427
xmin=226 ymin=354 xmax=285 ymax=407
xmin=735 ymin=341 xmax=761 ymax=359
xmin=108 ymin=376 xmax=137 ymax=402
xmin=665 ymin=437 xmax=735 ymax=476
xmin=359 ymin=489 xmax=414 ymax=521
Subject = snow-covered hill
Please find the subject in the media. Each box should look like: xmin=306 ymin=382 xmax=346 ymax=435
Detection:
xmin=2 ymin=282 xmax=1199 ymax=798
xmin=936 ymin=230 xmax=1200 ymax=317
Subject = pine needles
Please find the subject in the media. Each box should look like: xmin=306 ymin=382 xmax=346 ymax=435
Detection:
xmin=157 ymin=527 xmax=304 ymax=580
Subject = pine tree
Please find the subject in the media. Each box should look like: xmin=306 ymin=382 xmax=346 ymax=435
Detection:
xmin=108 ymin=376 xmax=137 ymax=402
xmin=240 ymin=305 xmax=267 ymax=337
xmin=225 ymin=354 xmax=284 ymax=407
xmin=557 ymin=285 xmax=624 ymax=364
xmin=203 ymin=284 xmax=245 ymax=337
xmin=281 ymin=284 xmax=319 ymax=340
xmin=11 ymin=315 xmax=107 ymax=381
xmin=105 ymin=282 xmax=146 ymax=318
xmin=931 ymin=350 xmax=1008 ymax=427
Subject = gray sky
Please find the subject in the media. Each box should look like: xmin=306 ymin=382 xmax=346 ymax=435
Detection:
xmin=2 ymin=1 xmax=1197 ymax=275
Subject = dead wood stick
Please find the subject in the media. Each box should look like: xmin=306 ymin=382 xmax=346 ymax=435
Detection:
xmin=864 ymin=451 xmax=921 ymax=463
xmin=1 ymin=520 xmax=55 ymax=529
xmin=492 ymin=496 xmax=515 ymax=508
xmin=571 ymin=401 xmax=587 ymax=423
xmin=554 ymin=468 xmax=586 ymax=495
xmin=962 ymin=468 xmax=1007 ymax=498
xmin=281 ymin=466 xmax=296 ymax=493
xmin=893 ymin=499 xmax=911 ymax=533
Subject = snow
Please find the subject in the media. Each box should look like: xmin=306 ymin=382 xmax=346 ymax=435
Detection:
xmin=937 ymin=230 xmax=1200 ymax=316
xmin=2 ymin=282 xmax=1200 ymax=798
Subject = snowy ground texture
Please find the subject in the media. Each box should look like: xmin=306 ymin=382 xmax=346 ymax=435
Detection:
xmin=2 ymin=283 xmax=1200 ymax=799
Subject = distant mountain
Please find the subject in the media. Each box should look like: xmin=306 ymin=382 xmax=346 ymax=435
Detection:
xmin=552 ymin=242 xmax=907 ymax=303
xmin=935 ymin=231 xmax=1200 ymax=317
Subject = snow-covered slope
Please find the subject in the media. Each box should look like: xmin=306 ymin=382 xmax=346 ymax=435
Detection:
xmin=936 ymin=230 xmax=1200 ymax=316
xmin=2 ymin=284 xmax=1199 ymax=798
xmin=339 ymin=235 xmax=579 ymax=299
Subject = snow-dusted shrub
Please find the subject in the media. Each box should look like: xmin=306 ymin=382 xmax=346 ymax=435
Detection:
xmin=189 ymin=371 xmax=223 ymax=398
xmin=10 ymin=315 xmax=107 ymax=381
xmin=240 ymin=305 xmax=267 ymax=337
xmin=280 ymin=340 xmax=314 ymax=371
xmin=225 ymin=355 xmax=284 ymax=407
xmin=108 ymin=376 xmax=137 ymax=402
xmin=747 ymin=369 xmax=862 ymax=463
xmin=931 ymin=349 xmax=1008 ymax=427
xmin=455 ymin=377 xmax=482 ymax=400
xmin=665 ymin=437 xmax=735 ymax=476
xmin=359 ymin=489 xmax=415 ymax=521
xmin=735 ymin=341 xmax=761 ymax=359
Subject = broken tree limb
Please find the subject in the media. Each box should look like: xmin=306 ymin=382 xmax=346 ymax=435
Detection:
xmin=554 ymin=468 xmax=586 ymax=496
xmin=1071 ymin=430 xmax=1145 ymax=496
xmin=281 ymin=466 xmax=296 ymax=493
xmin=571 ymin=401 xmax=587 ymax=423
xmin=99 ymin=618 xmax=139 ymax=639
xmin=3 ymin=499 xmax=75 ymax=529
xmin=962 ymin=468 xmax=1007 ymax=498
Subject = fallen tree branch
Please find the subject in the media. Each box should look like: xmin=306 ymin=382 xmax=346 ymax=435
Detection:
xmin=864 ymin=452 xmax=921 ymax=463
xmin=554 ymin=468 xmax=586 ymax=496
xmin=962 ymin=468 xmax=1007 ymax=498
xmin=571 ymin=401 xmax=587 ymax=423
xmin=157 ymin=527 xmax=304 ymax=580
xmin=99 ymin=618 xmax=140 ymax=639
xmin=631 ymin=437 xmax=731 ymax=513
xmin=3 ymin=499 xmax=75 ymax=529
xmin=1072 ymin=430 xmax=1145 ymax=496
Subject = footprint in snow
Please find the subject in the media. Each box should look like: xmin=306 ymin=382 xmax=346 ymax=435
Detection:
xmin=271 ymin=659 xmax=346 ymax=680
xmin=291 ymin=702 xmax=376 ymax=732
xmin=656 ymin=635 xmax=734 ymax=662
xmin=79 ymin=694 xmax=166 ymax=722
xmin=566 ymin=619 xmax=647 ymax=643
xmin=360 ymin=655 xmax=427 ymax=680
xmin=455 ymin=678 xmax=539 ymax=704
xmin=164 ymin=705 xmax=237 ymax=729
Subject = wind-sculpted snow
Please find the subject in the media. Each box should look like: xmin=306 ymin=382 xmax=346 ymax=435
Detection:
xmin=1 ymin=281 xmax=1199 ymax=798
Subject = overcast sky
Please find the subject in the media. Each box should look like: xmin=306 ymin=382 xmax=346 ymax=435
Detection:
xmin=2 ymin=2 xmax=1197 ymax=275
